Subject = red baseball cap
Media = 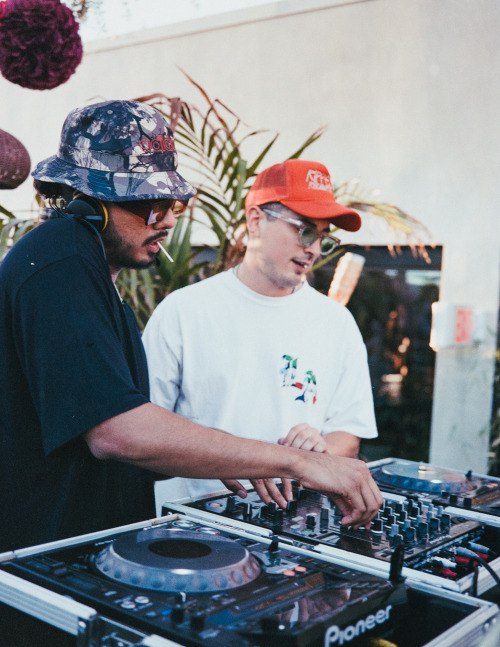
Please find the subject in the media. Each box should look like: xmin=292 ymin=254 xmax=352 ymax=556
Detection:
xmin=245 ymin=159 xmax=361 ymax=232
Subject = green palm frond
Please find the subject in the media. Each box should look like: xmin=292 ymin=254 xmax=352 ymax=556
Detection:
xmin=0 ymin=215 xmax=37 ymax=261
xmin=2 ymin=75 xmax=431 ymax=329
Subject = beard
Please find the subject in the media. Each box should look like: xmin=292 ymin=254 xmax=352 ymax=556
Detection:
xmin=101 ymin=218 xmax=159 ymax=270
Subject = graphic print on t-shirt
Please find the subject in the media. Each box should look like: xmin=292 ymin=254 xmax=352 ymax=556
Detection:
xmin=280 ymin=354 xmax=317 ymax=404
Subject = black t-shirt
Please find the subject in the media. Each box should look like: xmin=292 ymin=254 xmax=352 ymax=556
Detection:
xmin=0 ymin=218 xmax=156 ymax=551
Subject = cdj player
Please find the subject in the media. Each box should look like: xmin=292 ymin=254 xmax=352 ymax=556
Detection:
xmin=0 ymin=512 xmax=498 ymax=647
xmin=368 ymin=458 xmax=500 ymax=526
xmin=165 ymin=477 xmax=500 ymax=598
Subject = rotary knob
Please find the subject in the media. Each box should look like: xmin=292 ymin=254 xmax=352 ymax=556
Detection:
xmin=190 ymin=611 xmax=206 ymax=631
xmin=171 ymin=603 xmax=185 ymax=624
xmin=306 ymin=514 xmax=316 ymax=530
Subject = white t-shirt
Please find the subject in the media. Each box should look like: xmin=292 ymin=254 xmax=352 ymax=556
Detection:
xmin=142 ymin=270 xmax=377 ymax=502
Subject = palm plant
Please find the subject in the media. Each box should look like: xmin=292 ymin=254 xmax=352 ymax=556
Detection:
xmin=0 ymin=204 xmax=36 ymax=260
xmin=0 ymin=73 xmax=431 ymax=329
xmin=122 ymin=74 xmax=430 ymax=324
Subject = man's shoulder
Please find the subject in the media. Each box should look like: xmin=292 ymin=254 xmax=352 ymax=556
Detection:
xmin=163 ymin=271 xmax=230 ymax=302
xmin=303 ymin=282 xmax=349 ymax=311
xmin=148 ymin=272 xmax=230 ymax=326
xmin=302 ymin=283 xmax=360 ymax=326
xmin=1 ymin=220 xmax=68 ymax=282
xmin=2 ymin=218 xmax=97 ymax=266
xmin=0 ymin=218 xmax=106 ymax=293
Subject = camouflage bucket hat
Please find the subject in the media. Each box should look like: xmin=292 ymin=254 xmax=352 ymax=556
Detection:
xmin=31 ymin=100 xmax=196 ymax=202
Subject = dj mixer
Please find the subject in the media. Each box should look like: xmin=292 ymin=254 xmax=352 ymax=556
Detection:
xmin=164 ymin=460 xmax=500 ymax=597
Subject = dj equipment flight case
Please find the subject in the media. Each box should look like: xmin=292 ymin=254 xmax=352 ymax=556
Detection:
xmin=1 ymin=458 xmax=499 ymax=647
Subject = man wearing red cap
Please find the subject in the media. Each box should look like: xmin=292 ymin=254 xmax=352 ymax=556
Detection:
xmin=143 ymin=159 xmax=378 ymax=505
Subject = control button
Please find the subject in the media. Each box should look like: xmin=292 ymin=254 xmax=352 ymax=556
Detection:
xmin=213 ymin=574 xmax=228 ymax=589
xmin=283 ymin=570 xmax=296 ymax=577
xmin=134 ymin=595 xmax=150 ymax=605
xmin=261 ymin=616 xmax=285 ymax=632
xmin=102 ymin=589 xmax=118 ymax=597
xmin=269 ymin=536 xmax=280 ymax=554
xmin=190 ymin=612 xmax=206 ymax=631
xmin=172 ymin=520 xmax=196 ymax=528
xmin=429 ymin=517 xmax=439 ymax=534
xmin=404 ymin=527 xmax=416 ymax=544
xmin=331 ymin=504 xmax=342 ymax=517
xmin=389 ymin=524 xmax=399 ymax=537
xmin=230 ymin=570 xmax=244 ymax=585
xmin=273 ymin=509 xmax=284 ymax=527
xmin=51 ymin=563 xmax=68 ymax=577
xmin=120 ymin=600 xmax=136 ymax=609
xmin=417 ymin=522 xmax=429 ymax=541
xmin=171 ymin=604 xmax=185 ymax=623
xmin=243 ymin=502 xmax=254 ymax=520
xmin=306 ymin=514 xmax=316 ymax=529
xmin=397 ymin=510 xmax=407 ymax=523
xmin=408 ymin=503 xmax=419 ymax=518
xmin=440 ymin=514 xmax=451 ymax=531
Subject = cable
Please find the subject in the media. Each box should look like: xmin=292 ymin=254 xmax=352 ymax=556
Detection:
xmin=45 ymin=206 xmax=108 ymax=261
xmin=78 ymin=217 xmax=107 ymax=260
xmin=455 ymin=547 xmax=500 ymax=588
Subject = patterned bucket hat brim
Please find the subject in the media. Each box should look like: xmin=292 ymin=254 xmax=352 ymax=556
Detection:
xmin=32 ymin=100 xmax=196 ymax=202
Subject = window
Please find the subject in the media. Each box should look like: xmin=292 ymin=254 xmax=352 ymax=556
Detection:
xmin=313 ymin=246 xmax=442 ymax=461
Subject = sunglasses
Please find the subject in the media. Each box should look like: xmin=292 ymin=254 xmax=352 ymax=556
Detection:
xmin=261 ymin=206 xmax=341 ymax=256
xmin=118 ymin=198 xmax=189 ymax=224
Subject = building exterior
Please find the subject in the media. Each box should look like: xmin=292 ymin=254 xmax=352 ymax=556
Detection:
xmin=0 ymin=0 xmax=498 ymax=472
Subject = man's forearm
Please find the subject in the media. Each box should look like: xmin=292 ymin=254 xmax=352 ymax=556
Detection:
xmin=85 ymin=402 xmax=299 ymax=480
xmin=85 ymin=402 xmax=383 ymax=528
xmin=323 ymin=431 xmax=360 ymax=458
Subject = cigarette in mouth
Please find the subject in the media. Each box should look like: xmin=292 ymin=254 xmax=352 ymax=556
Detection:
xmin=158 ymin=243 xmax=174 ymax=263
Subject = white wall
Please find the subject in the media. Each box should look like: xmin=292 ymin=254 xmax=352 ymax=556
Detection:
xmin=1 ymin=0 xmax=498 ymax=472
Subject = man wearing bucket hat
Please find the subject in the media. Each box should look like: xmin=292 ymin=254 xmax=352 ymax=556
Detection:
xmin=143 ymin=159 xmax=378 ymax=505
xmin=0 ymin=102 xmax=382 ymax=554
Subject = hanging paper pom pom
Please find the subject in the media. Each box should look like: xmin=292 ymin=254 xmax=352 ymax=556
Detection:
xmin=0 ymin=0 xmax=83 ymax=90
xmin=0 ymin=128 xmax=31 ymax=189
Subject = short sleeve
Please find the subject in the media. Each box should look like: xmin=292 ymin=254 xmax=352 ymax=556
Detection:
xmin=14 ymin=256 xmax=148 ymax=454
xmin=142 ymin=296 xmax=183 ymax=411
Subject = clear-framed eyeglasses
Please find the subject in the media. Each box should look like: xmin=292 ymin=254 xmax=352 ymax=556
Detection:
xmin=261 ymin=206 xmax=341 ymax=256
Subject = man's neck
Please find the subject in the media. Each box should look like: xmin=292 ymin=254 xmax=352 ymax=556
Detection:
xmin=235 ymin=260 xmax=300 ymax=297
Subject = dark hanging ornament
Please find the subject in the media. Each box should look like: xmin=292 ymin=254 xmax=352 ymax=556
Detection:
xmin=0 ymin=0 xmax=83 ymax=90
xmin=0 ymin=128 xmax=31 ymax=189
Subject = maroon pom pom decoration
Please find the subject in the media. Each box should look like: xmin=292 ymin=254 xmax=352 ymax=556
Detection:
xmin=0 ymin=0 xmax=83 ymax=90
xmin=0 ymin=127 xmax=31 ymax=189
